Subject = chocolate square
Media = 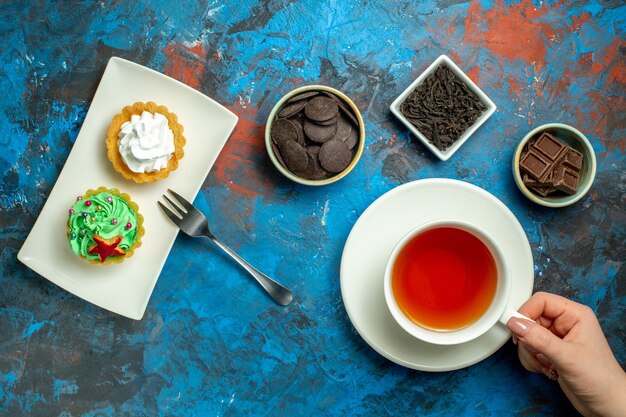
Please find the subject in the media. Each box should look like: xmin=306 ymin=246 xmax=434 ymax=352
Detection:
xmin=527 ymin=184 xmax=556 ymax=197
xmin=553 ymin=164 xmax=579 ymax=195
xmin=522 ymin=173 xmax=544 ymax=187
xmin=563 ymin=148 xmax=583 ymax=170
xmin=534 ymin=132 xmax=566 ymax=161
xmin=520 ymin=149 xmax=552 ymax=181
xmin=518 ymin=132 xmax=584 ymax=199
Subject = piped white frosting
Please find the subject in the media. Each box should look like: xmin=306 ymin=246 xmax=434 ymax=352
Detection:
xmin=118 ymin=111 xmax=175 ymax=173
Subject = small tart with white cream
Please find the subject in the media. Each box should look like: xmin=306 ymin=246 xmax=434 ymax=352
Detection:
xmin=106 ymin=101 xmax=185 ymax=183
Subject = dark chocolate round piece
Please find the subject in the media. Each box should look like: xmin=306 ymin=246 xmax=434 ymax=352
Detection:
xmin=278 ymin=100 xmax=307 ymax=118
xmin=287 ymin=91 xmax=320 ymax=104
xmin=303 ymin=118 xmax=338 ymax=143
xmin=288 ymin=112 xmax=305 ymax=126
xmin=305 ymin=145 xmax=328 ymax=180
xmin=320 ymin=91 xmax=339 ymax=101
xmin=281 ymin=141 xmax=309 ymax=173
xmin=306 ymin=144 xmax=321 ymax=155
xmin=296 ymin=152 xmax=317 ymax=179
xmin=319 ymin=140 xmax=352 ymax=173
xmin=343 ymin=126 xmax=359 ymax=149
xmin=321 ymin=91 xmax=359 ymax=127
xmin=304 ymin=96 xmax=339 ymax=122
xmin=289 ymin=117 xmax=306 ymax=146
xmin=271 ymin=118 xmax=299 ymax=148
xmin=271 ymin=142 xmax=286 ymax=167
xmin=315 ymin=113 xmax=340 ymax=126
xmin=294 ymin=153 xmax=325 ymax=180
xmin=333 ymin=114 xmax=352 ymax=141
xmin=337 ymin=102 xmax=359 ymax=127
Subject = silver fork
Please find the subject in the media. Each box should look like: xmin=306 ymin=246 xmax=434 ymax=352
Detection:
xmin=158 ymin=189 xmax=293 ymax=306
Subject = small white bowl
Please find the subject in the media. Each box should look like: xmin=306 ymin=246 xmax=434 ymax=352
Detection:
xmin=265 ymin=85 xmax=365 ymax=186
xmin=390 ymin=55 xmax=497 ymax=161
xmin=513 ymin=123 xmax=596 ymax=208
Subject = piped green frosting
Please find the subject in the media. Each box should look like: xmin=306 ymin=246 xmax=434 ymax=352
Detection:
xmin=67 ymin=190 xmax=139 ymax=261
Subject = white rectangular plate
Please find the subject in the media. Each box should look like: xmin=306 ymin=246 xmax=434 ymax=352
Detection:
xmin=17 ymin=57 xmax=238 ymax=319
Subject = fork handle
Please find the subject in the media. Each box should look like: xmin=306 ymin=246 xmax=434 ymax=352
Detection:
xmin=205 ymin=234 xmax=293 ymax=306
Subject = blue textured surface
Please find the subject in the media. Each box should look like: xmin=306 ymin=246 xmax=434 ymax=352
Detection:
xmin=1 ymin=1 xmax=624 ymax=416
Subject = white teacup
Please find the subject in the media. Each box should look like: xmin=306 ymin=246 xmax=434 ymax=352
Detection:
xmin=384 ymin=219 xmax=529 ymax=345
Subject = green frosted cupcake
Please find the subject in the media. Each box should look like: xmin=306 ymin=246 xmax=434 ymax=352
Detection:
xmin=66 ymin=187 xmax=144 ymax=264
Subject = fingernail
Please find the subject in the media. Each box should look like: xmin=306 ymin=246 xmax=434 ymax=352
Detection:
xmin=542 ymin=367 xmax=559 ymax=381
xmin=507 ymin=317 xmax=529 ymax=337
xmin=536 ymin=353 xmax=551 ymax=367
xmin=512 ymin=335 xmax=518 ymax=345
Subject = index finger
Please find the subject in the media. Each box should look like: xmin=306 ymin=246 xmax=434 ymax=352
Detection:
xmin=518 ymin=291 xmax=576 ymax=321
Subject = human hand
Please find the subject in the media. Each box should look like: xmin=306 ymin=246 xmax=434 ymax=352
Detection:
xmin=507 ymin=292 xmax=626 ymax=417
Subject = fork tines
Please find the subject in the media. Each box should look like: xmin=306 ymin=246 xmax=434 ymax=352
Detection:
xmin=166 ymin=189 xmax=195 ymax=212
xmin=158 ymin=189 xmax=189 ymax=223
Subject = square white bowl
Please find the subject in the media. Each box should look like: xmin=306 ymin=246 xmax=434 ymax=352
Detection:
xmin=390 ymin=55 xmax=497 ymax=161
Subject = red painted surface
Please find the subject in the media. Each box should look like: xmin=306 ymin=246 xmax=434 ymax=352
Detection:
xmin=466 ymin=66 xmax=480 ymax=84
xmin=465 ymin=0 xmax=550 ymax=67
xmin=163 ymin=41 xmax=206 ymax=89
xmin=211 ymin=103 xmax=275 ymax=200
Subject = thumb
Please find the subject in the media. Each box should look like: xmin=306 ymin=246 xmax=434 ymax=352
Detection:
xmin=507 ymin=317 xmax=567 ymax=365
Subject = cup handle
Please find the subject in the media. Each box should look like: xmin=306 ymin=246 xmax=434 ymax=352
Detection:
xmin=498 ymin=307 xmax=533 ymax=325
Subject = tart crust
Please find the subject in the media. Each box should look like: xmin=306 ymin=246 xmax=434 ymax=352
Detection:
xmin=66 ymin=186 xmax=145 ymax=265
xmin=106 ymin=101 xmax=185 ymax=183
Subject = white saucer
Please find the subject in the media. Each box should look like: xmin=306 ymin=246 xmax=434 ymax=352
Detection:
xmin=340 ymin=179 xmax=534 ymax=371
